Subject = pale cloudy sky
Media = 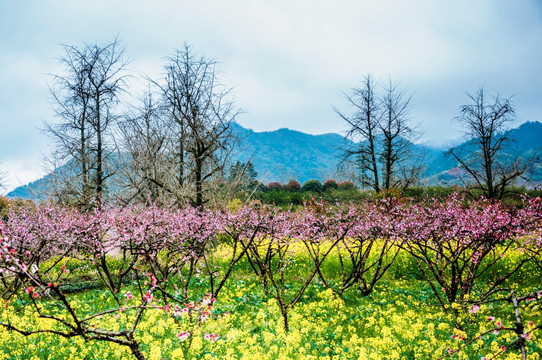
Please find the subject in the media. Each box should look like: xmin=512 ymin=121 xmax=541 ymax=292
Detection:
xmin=1 ymin=0 xmax=542 ymax=193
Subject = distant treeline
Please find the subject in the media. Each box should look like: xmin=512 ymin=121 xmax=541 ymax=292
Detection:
xmin=233 ymin=179 xmax=542 ymax=207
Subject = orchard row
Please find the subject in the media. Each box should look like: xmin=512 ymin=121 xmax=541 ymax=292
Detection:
xmin=0 ymin=195 xmax=541 ymax=359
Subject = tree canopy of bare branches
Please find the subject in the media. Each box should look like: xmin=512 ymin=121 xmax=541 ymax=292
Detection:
xmin=335 ymin=75 xmax=424 ymax=193
xmin=448 ymin=88 xmax=531 ymax=199
xmin=117 ymin=91 xmax=173 ymax=204
xmin=44 ymin=38 xmax=129 ymax=207
xmin=153 ymin=44 xmax=240 ymax=206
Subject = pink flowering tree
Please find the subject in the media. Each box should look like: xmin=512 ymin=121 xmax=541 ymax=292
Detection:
xmin=213 ymin=203 xmax=269 ymax=297
xmin=234 ymin=206 xmax=297 ymax=331
xmin=440 ymin=289 xmax=542 ymax=360
xmin=240 ymin=202 xmax=350 ymax=332
xmin=0 ymin=204 xmax=79 ymax=301
xmin=312 ymin=198 xmax=402 ymax=296
xmin=0 ymin=203 xmax=223 ymax=360
xmin=399 ymin=195 xmax=542 ymax=317
xmin=295 ymin=200 xmax=355 ymax=297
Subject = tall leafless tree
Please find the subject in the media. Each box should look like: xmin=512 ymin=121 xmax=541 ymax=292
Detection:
xmin=44 ymin=38 xmax=128 ymax=207
xmin=379 ymin=78 xmax=424 ymax=190
xmin=117 ymin=90 xmax=173 ymax=204
xmin=448 ymin=88 xmax=530 ymax=199
xmin=336 ymin=76 xmax=423 ymax=192
xmin=153 ymin=44 xmax=240 ymax=207
xmin=334 ymin=75 xmax=381 ymax=192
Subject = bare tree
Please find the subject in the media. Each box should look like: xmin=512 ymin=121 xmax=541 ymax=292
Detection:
xmin=336 ymin=76 xmax=423 ymax=192
xmin=154 ymin=44 xmax=239 ymax=206
xmin=379 ymin=78 xmax=424 ymax=190
xmin=117 ymin=90 xmax=173 ymax=204
xmin=334 ymin=75 xmax=381 ymax=192
xmin=448 ymin=88 xmax=529 ymax=199
xmin=44 ymin=38 xmax=128 ymax=207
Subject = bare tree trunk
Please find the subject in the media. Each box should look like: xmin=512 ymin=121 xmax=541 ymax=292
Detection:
xmin=195 ymin=156 xmax=203 ymax=207
xmin=511 ymin=290 xmax=527 ymax=360
xmin=95 ymin=94 xmax=103 ymax=204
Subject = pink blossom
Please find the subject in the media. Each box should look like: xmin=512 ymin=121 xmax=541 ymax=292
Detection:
xmin=204 ymin=333 xmax=219 ymax=342
xmin=177 ymin=331 xmax=190 ymax=341
xmin=143 ymin=291 xmax=153 ymax=303
xmin=173 ymin=306 xmax=182 ymax=317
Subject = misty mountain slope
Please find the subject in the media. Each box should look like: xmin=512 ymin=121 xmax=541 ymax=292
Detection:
xmin=423 ymin=121 xmax=542 ymax=185
xmin=231 ymin=123 xmax=352 ymax=183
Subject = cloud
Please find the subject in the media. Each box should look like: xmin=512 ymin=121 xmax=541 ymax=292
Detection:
xmin=1 ymin=0 xmax=541 ymax=187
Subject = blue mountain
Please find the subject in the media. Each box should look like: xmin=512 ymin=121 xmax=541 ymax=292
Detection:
xmin=230 ymin=122 xmax=350 ymax=183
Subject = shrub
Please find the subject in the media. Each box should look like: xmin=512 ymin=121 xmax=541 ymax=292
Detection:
xmin=323 ymin=179 xmax=339 ymax=192
xmin=267 ymin=182 xmax=284 ymax=191
xmin=285 ymin=180 xmax=301 ymax=192
xmin=301 ymin=180 xmax=323 ymax=193
xmin=254 ymin=190 xmax=304 ymax=206
xmin=0 ymin=196 xmax=8 ymax=220
xmin=338 ymin=181 xmax=356 ymax=191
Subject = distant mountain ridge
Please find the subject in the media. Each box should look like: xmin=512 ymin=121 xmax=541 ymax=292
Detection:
xmin=7 ymin=121 xmax=542 ymax=199
xmin=230 ymin=122 xmax=351 ymax=184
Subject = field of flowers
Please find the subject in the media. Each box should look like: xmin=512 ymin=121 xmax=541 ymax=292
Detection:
xmin=0 ymin=195 xmax=541 ymax=359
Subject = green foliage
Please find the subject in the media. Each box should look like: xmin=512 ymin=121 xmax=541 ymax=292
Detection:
xmin=247 ymin=180 xmax=267 ymax=192
xmin=320 ymin=189 xmax=371 ymax=203
xmin=253 ymin=189 xmax=304 ymax=206
xmin=402 ymin=186 xmax=457 ymax=200
xmin=229 ymin=161 xmax=258 ymax=183
xmin=323 ymin=179 xmax=339 ymax=192
xmin=337 ymin=181 xmax=356 ymax=191
xmin=251 ymin=182 xmax=541 ymax=207
xmin=0 ymin=196 xmax=8 ymax=220
xmin=301 ymin=180 xmax=323 ymax=193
